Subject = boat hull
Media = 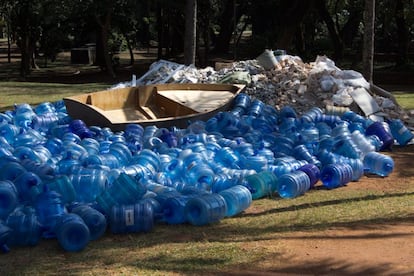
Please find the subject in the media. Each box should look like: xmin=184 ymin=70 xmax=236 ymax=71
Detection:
xmin=63 ymin=83 xmax=245 ymax=131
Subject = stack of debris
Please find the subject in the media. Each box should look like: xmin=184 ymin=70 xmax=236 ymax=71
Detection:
xmin=112 ymin=51 xmax=412 ymax=128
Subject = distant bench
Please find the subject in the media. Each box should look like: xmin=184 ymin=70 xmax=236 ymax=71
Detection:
xmin=71 ymin=46 xmax=96 ymax=64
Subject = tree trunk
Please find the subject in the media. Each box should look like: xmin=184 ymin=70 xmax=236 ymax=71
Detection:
xmin=124 ymin=33 xmax=135 ymax=65
xmin=214 ymin=0 xmax=235 ymax=54
xmin=340 ymin=3 xmax=364 ymax=48
xmin=157 ymin=3 xmax=164 ymax=59
xmin=316 ymin=0 xmax=344 ymax=60
xmin=96 ymin=10 xmax=116 ymax=79
xmin=394 ymin=0 xmax=408 ymax=67
xmin=362 ymin=0 xmax=375 ymax=83
xmin=184 ymin=0 xmax=197 ymax=65
xmin=20 ymin=34 xmax=31 ymax=78
xmin=275 ymin=0 xmax=312 ymax=50
xmin=7 ymin=17 xmax=11 ymax=63
xmin=101 ymin=25 xmax=116 ymax=79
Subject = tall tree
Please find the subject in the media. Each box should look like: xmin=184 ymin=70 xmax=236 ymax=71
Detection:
xmin=6 ymin=0 xmax=42 ymax=77
xmin=316 ymin=0 xmax=344 ymax=60
xmin=394 ymin=0 xmax=409 ymax=67
xmin=184 ymin=0 xmax=197 ymax=65
xmin=362 ymin=0 xmax=375 ymax=83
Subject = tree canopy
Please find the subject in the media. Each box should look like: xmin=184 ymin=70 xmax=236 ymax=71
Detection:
xmin=1 ymin=0 xmax=413 ymax=77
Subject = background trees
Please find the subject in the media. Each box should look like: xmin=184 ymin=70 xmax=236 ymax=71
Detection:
xmin=1 ymin=0 xmax=413 ymax=78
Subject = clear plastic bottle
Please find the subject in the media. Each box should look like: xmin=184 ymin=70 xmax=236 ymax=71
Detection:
xmin=277 ymin=170 xmax=310 ymax=198
xmin=54 ymin=213 xmax=90 ymax=252
xmin=244 ymin=171 xmax=278 ymax=199
xmin=363 ymin=152 xmax=394 ymax=177
xmin=109 ymin=201 xmax=154 ymax=234
xmin=185 ymin=193 xmax=227 ymax=226
xmin=388 ymin=119 xmax=414 ymax=146
xmin=320 ymin=163 xmax=353 ymax=189
xmin=219 ymin=185 xmax=252 ymax=217
xmin=70 ymin=204 xmax=107 ymax=241
xmin=0 ymin=180 xmax=19 ymax=219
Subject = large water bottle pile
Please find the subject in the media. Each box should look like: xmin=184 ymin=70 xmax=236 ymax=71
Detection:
xmin=0 ymin=93 xmax=412 ymax=253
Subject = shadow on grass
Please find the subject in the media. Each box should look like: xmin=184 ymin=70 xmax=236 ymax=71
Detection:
xmin=243 ymin=191 xmax=414 ymax=218
xmin=1 ymin=212 xmax=413 ymax=276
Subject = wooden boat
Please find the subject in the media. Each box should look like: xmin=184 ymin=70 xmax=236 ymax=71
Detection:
xmin=63 ymin=83 xmax=245 ymax=131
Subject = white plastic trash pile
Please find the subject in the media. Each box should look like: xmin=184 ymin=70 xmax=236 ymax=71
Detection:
xmin=112 ymin=50 xmax=412 ymax=129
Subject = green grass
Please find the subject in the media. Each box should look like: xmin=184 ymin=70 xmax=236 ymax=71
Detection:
xmin=393 ymin=92 xmax=414 ymax=110
xmin=0 ymin=184 xmax=413 ymax=275
xmin=0 ymin=81 xmax=109 ymax=111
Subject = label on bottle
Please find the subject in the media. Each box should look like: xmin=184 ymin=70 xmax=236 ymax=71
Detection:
xmin=125 ymin=208 xmax=134 ymax=226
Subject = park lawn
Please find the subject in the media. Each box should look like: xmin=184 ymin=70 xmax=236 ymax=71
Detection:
xmin=0 ymin=81 xmax=109 ymax=111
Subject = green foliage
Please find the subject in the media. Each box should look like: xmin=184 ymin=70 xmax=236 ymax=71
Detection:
xmin=1 ymin=0 xmax=413 ymax=70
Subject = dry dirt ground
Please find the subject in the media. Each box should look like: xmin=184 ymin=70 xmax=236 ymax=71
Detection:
xmin=231 ymin=145 xmax=414 ymax=276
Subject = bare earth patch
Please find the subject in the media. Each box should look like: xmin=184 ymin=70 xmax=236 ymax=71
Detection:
xmin=223 ymin=145 xmax=414 ymax=275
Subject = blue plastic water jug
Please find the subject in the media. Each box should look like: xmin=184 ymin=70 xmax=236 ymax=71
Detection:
xmin=363 ymin=152 xmax=394 ymax=177
xmin=54 ymin=213 xmax=90 ymax=252
xmin=185 ymin=193 xmax=227 ymax=226
xmin=244 ymin=171 xmax=278 ymax=199
xmin=6 ymin=208 xmax=42 ymax=247
xmin=96 ymin=173 xmax=147 ymax=215
xmin=277 ymin=170 xmax=310 ymax=198
xmin=320 ymin=163 xmax=353 ymax=189
xmin=388 ymin=119 xmax=413 ymax=146
xmin=219 ymin=185 xmax=252 ymax=217
xmin=0 ymin=180 xmax=19 ymax=219
xmin=109 ymin=201 xmax=154 ymax=234
xmin=71 ymin=204 xmax=107 ymax=241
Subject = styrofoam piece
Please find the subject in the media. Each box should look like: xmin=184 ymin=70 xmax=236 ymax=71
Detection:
xmin=349 ymin=88 xmax=380 ymax=116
